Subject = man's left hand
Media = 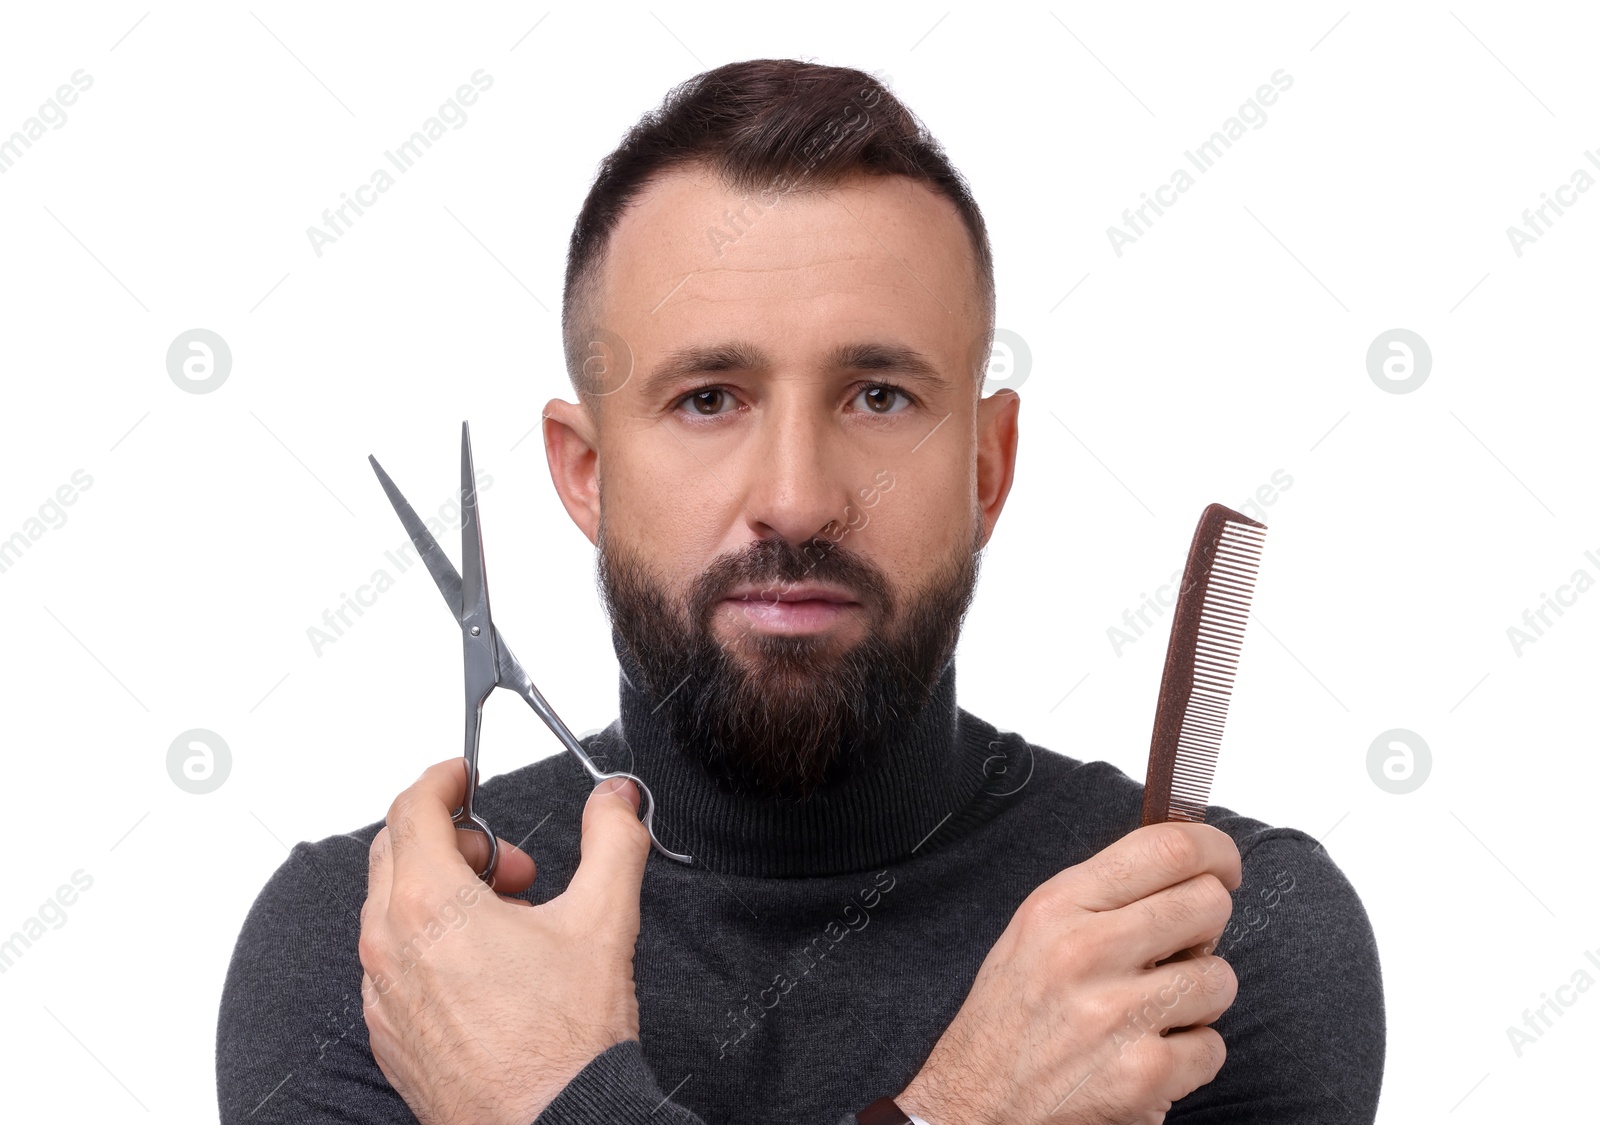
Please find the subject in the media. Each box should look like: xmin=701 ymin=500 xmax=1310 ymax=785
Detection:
xmin=359 ymin=758 xmax=652 ymax=1125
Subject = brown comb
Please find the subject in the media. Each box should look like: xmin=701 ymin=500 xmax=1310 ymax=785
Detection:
xmin=1140 ymin=503 xmax=1268 ymax=827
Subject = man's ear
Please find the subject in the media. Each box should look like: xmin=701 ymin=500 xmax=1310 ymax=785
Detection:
xmin=542 ymin=397 xmax=601 ymax=546
xmin=975 ymin=387 xmax=1020 ymax=551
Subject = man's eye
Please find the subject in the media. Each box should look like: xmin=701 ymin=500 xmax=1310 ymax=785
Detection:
xmin=678 ymin=387 xmax=735 ymax=416
xmin=674 ymin=383 xmax=915 ymax=417
xmin=854 ymin=383 xmax=913 ymax=415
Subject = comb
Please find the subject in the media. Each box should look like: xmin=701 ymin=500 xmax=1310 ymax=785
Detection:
xmin=1140 ymin=503 xmax=1268 ymax=827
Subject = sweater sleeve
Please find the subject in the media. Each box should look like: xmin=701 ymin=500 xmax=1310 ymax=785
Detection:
xmin=216 ymin=835 xmax=422 ymax=1124
xmin=532 ymin=1040 xmax=704 ymax=1124
xmin=533 ymin=1040 xmax=863 ymax=1125
xmin=1168 ymin=826 xmax=1386 ymax=1123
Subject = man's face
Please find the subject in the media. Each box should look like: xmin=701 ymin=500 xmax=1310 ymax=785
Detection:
xmin=544 ymin=166 xmax=1018 ymax=799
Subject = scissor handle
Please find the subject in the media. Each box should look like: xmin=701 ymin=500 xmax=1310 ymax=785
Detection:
xmin=592 ymin=769 xmax=694 ymax=865
xmin=453 ymin=773 xmax=685 ymax=883
xmin=452 ymin=806 xmax=499 ymax=884
xmin=459 ymin=666 xmax=495 ymax=882
xmin=493 ymin=635 xmax=694 ymax=867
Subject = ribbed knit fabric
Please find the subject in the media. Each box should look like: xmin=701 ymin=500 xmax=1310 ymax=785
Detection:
xmin=216 ymin=633 xmax=1386 ymax=1123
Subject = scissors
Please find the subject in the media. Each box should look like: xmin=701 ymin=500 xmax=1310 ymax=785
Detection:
xmin=368 ymin=421 xmax=694 ymax=883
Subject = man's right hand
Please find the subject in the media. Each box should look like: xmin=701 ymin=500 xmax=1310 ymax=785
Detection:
xmin=896 ymin=822 xmax=1243 ymax=1125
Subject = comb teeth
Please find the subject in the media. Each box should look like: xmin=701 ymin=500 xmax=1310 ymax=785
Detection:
xmin=1167 ymin=520 xmax=1267 ymax=821
xmin=1141 ymin=505 xmax=1268 ymax=828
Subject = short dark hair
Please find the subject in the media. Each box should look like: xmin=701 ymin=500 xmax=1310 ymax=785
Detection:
xmin=561 ymin=58 xmax=996 ymax=399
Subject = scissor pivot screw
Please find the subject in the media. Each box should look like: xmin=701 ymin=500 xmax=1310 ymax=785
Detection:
xmin=470 ymin=625 xmax=481 ymax=636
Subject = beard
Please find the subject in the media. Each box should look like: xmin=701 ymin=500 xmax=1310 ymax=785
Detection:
xmin=596 ymin=517 xmax=983 ymax=802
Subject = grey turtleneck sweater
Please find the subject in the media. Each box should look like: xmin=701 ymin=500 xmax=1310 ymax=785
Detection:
xmin=216 ymin=639 xmax=1385 ymax=1123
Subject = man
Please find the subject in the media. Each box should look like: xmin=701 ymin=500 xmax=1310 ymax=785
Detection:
xmin=217 ymin=58 xmax=1384 ymax=1124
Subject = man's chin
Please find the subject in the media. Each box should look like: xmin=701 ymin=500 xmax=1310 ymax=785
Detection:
xmin=657 ymin=624 xmax=887 ymax=800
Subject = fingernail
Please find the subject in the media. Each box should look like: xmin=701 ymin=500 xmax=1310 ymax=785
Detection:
xmin=598 ymin=777 xmax=639 ymax=810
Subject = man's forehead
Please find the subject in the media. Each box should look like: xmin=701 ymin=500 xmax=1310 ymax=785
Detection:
xmin=595 ymin=164 xmax=981 ymax=329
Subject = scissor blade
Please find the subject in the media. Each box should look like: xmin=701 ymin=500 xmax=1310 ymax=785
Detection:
xmin=459 ymin=421 xmax=492 ymax=632
xmin=369 ymin=452 xmax=561 ymax=718
xmin=368 ymin=452 xmax=467 ymax=623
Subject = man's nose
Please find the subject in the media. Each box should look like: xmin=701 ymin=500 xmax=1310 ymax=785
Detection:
xmin=739 ymin=408 xmax=852 ymax=548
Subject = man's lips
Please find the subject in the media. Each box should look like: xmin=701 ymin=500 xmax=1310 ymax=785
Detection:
xmin=721 ymin=582 xmax=859 ymax=605
xmin=719 ymin=583 xmax=861 ymax=633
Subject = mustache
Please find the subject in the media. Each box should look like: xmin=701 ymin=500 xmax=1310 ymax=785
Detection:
xmin=688 ymin=534 xmax=894 ymax=620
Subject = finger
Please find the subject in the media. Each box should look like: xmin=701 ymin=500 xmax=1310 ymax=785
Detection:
xmin=359 ymin=835 xmax=394 ymax=987
xmin=1179 ymin=953 xmax=1238 ymax=1030
xmin=1113 ymin=872 xmax=1235 ymax=967
xmin=1157 ymin=1025 xmax=1228 ymax=1103
xmin=1158 ymin=929 xmax=1225 ymax=966
xmin=563 ymin=778 xmax=651 ymax=925
xmin=1136 ymin=954 xmax=1238 ymax=1036
xmin=454 ymin=826 xmax=537 ymax=894
xmin=1054 ymin=823 xmax=1242 ymax=912
xmin=386 ymin=758 xmax=478 ymax=886
xmin=364 ymin=826 xmax=394 ymax=920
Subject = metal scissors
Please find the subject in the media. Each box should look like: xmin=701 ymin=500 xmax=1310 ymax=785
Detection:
xmin=368 ymin=421 xmax=693 ymax=883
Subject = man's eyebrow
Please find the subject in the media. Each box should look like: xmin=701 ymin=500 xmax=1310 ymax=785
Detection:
xmin=639 ymin=341 xmax=766 ymax=401
xmin=832 ymin=342 xmax=952 ymax=393
xmin=637 ymin=340 xmax=953 ymax=400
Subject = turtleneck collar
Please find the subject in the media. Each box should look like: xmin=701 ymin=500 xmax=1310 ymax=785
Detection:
xmin=607 ymin=630 xmax=1001 ymax=878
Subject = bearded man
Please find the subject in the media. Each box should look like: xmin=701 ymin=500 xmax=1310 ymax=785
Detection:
xmin=218 ymin=57 xmax=1384 ymax=1125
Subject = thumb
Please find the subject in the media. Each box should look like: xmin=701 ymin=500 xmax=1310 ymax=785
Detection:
xmin=566 ymin=777 xmax=651 ymax=921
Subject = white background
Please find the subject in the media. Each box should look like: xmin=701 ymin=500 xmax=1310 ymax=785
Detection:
xmin=1 ymin=1 xmax=1595 ymax=1119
